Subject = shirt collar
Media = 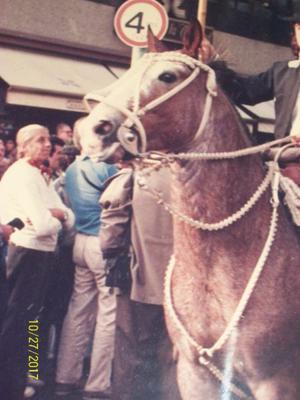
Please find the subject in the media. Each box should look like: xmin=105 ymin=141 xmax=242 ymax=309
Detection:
xmin=288 ymin=54 xmax=300 ymax=68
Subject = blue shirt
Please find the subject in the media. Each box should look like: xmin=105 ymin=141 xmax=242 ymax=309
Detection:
xmin=65 ymin=156 xmax=117 ymax=236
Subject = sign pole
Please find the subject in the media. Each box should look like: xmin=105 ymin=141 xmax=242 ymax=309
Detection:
xmin=131 ymin=47 xmax=146 ymax=66
xmin=197 ymin=0 xmax=208 ymax=29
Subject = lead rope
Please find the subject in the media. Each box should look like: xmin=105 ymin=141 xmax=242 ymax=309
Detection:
xmin=145 ymin=136 xmax=291 ymax=162
xmin=163 ymin=155 xmax=284 ymax=400
xmin=164 ymin=258 xmax=253 ymax=400
xmin=139 ymin=164 xmax=273 ymax=230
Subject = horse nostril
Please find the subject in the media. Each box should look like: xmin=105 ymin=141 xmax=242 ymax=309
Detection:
xmin=125 ymin=132 xmax=136 ymax=142
xmin=94 ymin=120 xmax=114 ymax=136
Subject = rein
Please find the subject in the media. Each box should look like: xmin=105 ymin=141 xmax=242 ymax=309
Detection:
xmin=138 ymin=142 xmax=294 ymax=400
xmin=138 ymin=137 xmax=292 ymax=231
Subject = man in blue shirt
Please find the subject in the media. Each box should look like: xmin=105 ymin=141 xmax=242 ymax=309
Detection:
xmin=55 ymin=141 xmax=117 ymax=400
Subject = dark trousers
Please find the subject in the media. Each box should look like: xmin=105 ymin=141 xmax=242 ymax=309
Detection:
xmin=0 ymin=245 xmax=53 ymax=400
xmin=112 ymin=294 xmax=181 ymax=400
xmin=38 ymin=244 xmax=75 ymax=378
xmin=0 ymin=252 xmax=8 ymax=329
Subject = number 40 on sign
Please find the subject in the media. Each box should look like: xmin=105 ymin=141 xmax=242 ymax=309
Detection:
xmin=114 ymin=0 xmax=169 ymax=47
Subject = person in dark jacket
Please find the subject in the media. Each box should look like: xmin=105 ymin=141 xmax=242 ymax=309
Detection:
xmin=209 ymin=14 xmax=300 ymax=185
xmin=214 ymin=14 xmax=300 ymax=140
xmin=99 ymin=162 xmax=181 ymax=400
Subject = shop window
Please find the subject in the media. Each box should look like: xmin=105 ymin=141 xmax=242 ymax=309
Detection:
xmin=84 ymin=0 xmax=295 ymax=46
xmin=207 ymin=0 xmax=296 ymax=46
xmin=84 ymin=0 xmax=199 ymax=19
xmin=84 ymin=0 xmax=120 ymax=5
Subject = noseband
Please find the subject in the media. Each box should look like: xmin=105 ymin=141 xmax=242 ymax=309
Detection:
xmin=84 ymin=52 xmax=218 ymax=155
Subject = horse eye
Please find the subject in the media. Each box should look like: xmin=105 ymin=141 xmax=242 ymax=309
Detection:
xmin=158 ymin=72 xmax=177 ymax=84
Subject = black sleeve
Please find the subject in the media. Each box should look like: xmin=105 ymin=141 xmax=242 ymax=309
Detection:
xmin=210 ymin=60 xmax=275 ymax=105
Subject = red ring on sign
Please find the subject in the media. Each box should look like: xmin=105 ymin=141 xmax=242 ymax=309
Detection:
xmin=114 ymin=0 xmax=169 ymax=47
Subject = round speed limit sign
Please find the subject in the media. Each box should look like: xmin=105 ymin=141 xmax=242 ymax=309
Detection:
xmin=114 ymin=0 xmax=169 ymax=48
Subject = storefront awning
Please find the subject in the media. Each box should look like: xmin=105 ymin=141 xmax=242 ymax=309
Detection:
xmin=0 ymin=47 xmax=127 ymax=113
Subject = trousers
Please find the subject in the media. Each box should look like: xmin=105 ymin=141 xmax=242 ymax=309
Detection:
xmin=56 ymin=233 xmax=116 ymax=392
xmin=112 ymin=293 xmax=181 ymax=400
xmin=0 ymin=245 xmax=53 ymax=400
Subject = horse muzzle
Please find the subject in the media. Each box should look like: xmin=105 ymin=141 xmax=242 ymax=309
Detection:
xmin=117 ymin=121 xmax=142 ymax=156
xmin=92 ymin=117 xmax=142 ymax=162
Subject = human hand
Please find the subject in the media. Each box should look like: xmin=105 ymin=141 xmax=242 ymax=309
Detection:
xmin=1 ymin=224 xmax=15 ymax=242
xmin=49 ymin=208 xmax=67 ymax=222
xmin=291 ymin=135 xmax=300 ymax=147
xmin=116 ymin=160 xmax=133 ymax=169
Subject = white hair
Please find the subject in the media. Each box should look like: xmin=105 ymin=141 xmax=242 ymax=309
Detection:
xmin=16 ymin=124 xmax=49 ymax=158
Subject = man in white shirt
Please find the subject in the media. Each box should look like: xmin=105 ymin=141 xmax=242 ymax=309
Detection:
xmin=0 ymin=124 xmax=74 ymax=400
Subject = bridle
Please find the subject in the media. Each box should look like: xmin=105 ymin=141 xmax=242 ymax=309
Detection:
xmin=84 ymin=51 xmax=218 ymax=156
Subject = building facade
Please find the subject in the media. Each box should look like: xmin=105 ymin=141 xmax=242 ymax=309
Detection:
xmin=0 ymin=0 xmax=296 ymax=138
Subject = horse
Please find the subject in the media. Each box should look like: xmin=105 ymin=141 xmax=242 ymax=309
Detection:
xmin=81 ymin=21 xmax=300 ymax=400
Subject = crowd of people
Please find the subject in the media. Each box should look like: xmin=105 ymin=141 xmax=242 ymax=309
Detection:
xmin=0 ymin=122 xmax=80 ymax=399
xmin=0 ymin=117 xmax=180 ymax=400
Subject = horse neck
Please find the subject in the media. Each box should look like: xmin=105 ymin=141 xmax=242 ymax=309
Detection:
xmin=171 ymin=90 xmax=270 ymax=273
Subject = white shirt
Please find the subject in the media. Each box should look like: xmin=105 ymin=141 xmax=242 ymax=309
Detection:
xmin=291 ymin=89 xmax=300 ymax=136
xmin=0 ymin=158 xmax=74 ymax=251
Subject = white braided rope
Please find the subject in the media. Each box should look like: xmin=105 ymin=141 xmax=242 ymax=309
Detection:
xmin=164 ymin=257 xmax=253 ymax=400
xmin=82 ymin=94 xmax=148 ymax=154
xmin=143 ymin=137 xmax=292 ymax=162
xmin=206 ymin=183 xmax=280 ymax=356
xmin=279 ymin=175 xmax=300 ymax=225
xmin=137 ymin=67 xmax=201 ymax=115
xmin=143 ymin=51 xmax=218 ymax=97
xmin=165 ymin=195 xmax=279 ymax=356
xmin=84 ymin=51 xmax=217 ymax=156
xmin=164 ymin=170 xmax=280 ymax=399
xmin=176 ymin=138 xmax=292 ymax=160
xmin=140 ymin=163 xmax=275 ymax=231
xmin=193 ymin=88 xmax=214 ymax=140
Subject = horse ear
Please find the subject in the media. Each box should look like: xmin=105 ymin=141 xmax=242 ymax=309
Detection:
xmin=147 ymin=25 xmax=168 ymax=53
xmin=182 ymin=20 xmax=203 ymax=58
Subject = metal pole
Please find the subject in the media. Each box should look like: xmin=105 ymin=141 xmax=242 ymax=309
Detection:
xmin=131 ymin=47 xmax=147 ymax=66
xmin=197 ymin=0 xmax=208 ymax=30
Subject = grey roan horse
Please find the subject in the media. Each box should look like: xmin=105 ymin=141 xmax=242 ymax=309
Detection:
xmin=82 ymin=21 xmax=300 ymax=400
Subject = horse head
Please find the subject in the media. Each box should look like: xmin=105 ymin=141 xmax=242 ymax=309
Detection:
xmin=82 ymin=21 xmax=218 ymax=162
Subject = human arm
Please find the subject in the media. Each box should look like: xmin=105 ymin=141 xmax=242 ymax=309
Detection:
xmin=0 ymin=224 xmax=14 ymax=243
xmin=291 ymin=136 xmax=300 ymax=146
xmin=210 ymin=60 xmax=275 ymax=105
xmin=100 ymin=169 xmax=133 ymax=256
xmin=49 ymin=183 xmax=75 ymax=231
xmin=18 ymin=175 xmax=74 ymax=236
xmin=99 ymin=169 xmax=134 ymax=290
xmin=199 ymin=35 xmax=275 ymax=105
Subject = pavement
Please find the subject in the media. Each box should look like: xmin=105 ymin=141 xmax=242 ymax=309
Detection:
xmin=25 ymin=358 xmax=90 ymax=400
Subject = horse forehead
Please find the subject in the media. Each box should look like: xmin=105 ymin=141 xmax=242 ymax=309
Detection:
xmin=103 ymin=60 xmax=189 ymax=102
xmin=143 ymin=60 xmax=190 ymax=77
